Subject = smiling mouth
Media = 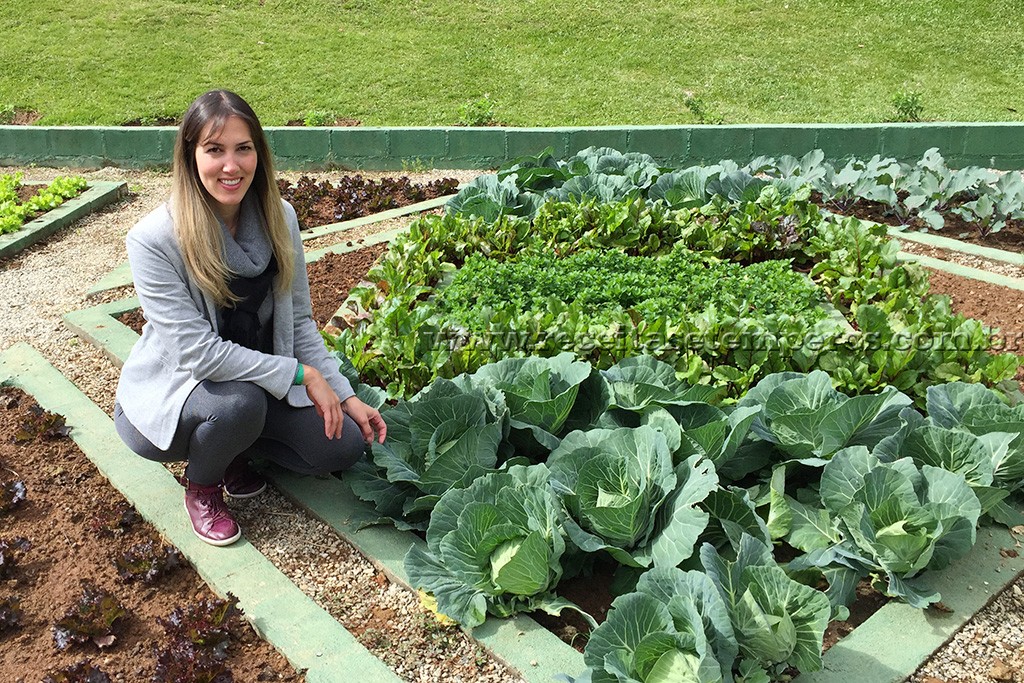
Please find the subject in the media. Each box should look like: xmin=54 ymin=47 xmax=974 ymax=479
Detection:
xmin=220 ymin=178 xmax=242 ymax=188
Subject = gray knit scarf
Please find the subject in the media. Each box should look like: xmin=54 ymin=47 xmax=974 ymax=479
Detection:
xmin=219 ymin=194 xmax=277 ymax=351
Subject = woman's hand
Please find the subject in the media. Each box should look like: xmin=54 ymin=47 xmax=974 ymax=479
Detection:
xmin=300 ymin=364 xmax=345 ymax=439
xmin=341 ymin=396 xmax=387 ymax=444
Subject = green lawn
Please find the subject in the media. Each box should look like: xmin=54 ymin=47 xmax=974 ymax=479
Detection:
xmin=2 ymin=0 xmax=1022 ymax=126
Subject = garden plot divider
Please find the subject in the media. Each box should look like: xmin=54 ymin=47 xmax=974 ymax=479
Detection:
xmin=0 ymin=342 xmax=403 ymax=683
xmin=0 ymin=181 xmax=127 ymax=259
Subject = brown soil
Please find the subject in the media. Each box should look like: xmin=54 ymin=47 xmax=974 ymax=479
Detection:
xmin=307 ymin=245 xmax=388 ymax=328
xmin=925 ymin=268 xmax=1024 ymax=355
xmin=3 ymin=109 xmax=42 ymax=125
xmin=117 ymin=245 xmax=386 ymax=334
xmin=836 ymin=198 xmax=1024 ymax=254
xmin=821 ymin=580 xmax=889 ymax=650
xmin=15 ymin=185 xmax=40 ymax=204
xmin=0 ymin=386 xmax=301 ymax=682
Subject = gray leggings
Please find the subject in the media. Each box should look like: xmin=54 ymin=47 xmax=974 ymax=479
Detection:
xmin=114 ymin=380 xmax=366 ymax=485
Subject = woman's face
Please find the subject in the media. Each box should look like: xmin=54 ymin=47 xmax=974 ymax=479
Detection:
xmin=194 ymin=115 xmax=258 ymax=223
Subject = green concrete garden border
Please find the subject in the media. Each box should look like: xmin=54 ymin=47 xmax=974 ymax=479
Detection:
xmin=795 ymin=525 xmax=1024 ymax=683
xmin=4 ymin=123 xmax=1024 ymax=171
xmin=0 ymin=342 xmax=402 ymax=683
xmin=890 ymin=227 xmax=1024 ymax=268
xmin=0 ymin=180 xmax=127 ymax=259
xmin=897 ymin=252 xmax=1024 ymax=291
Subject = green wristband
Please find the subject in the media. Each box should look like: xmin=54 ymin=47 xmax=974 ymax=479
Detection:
xmin=294 ymin=364 xmax=304 ymax=385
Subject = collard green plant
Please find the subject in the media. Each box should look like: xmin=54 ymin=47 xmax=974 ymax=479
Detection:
xmin=405 ymin=464 xmax=589 ymax=629
xmin=896 ymin=148 xmax=994 ymax=231
xmin=565 ymin=567 xmax=736 ymax=683
xmin=547 ymin=426 xmax=717 ymax=569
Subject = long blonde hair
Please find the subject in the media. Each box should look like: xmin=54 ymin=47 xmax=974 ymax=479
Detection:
xmin=171 ymin=90 xmax=294 ymax=307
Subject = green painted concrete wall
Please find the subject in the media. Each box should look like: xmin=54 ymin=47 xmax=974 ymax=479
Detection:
xmin=2 ymin=123 xmax=1024 ymax=171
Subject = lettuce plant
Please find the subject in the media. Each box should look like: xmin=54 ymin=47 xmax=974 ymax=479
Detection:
xmin=42 ymin=660 xmax=112 ymax=683
xmin=53 ymin=580 xmax=128 ymax=650
xmin=347 ymin=378 xmax=509 ymax=530
xmin=405 ymin=464 xmax=589 ymax=629
xmin=789 ymin=447 xmax=980 ymax=608
xmin=547 ymin=426 xmax=717 ymax=569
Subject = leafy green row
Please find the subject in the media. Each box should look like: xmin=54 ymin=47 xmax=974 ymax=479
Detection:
xmin=337 ymin=353 xmax=1018 ymax=680
xmin=449 ymin=145 xmax=1024 ymax=236
xmin=327 ymin=191 xmax=1017 ymax=401
xmin=0 ymin=173 xmax=88 ymax=234
xmin=436 ymin=246 xmax=828 ymax=334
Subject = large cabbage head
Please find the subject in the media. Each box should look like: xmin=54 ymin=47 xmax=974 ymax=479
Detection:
xmin=547 ymin=426 xmax=717 ymax=569
xmin=404 ymin=464 xmax=586 ymax=629
xmin=792 ymin=447 xmax=981 ymax=608
xmin=701 ymin=534 xmax=831 ymax=678
xmin=469 ymin=352 xmax=608 ymax=456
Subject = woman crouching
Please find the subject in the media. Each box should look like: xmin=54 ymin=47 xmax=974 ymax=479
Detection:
xmin=114 ymin=90 xmax=385 ymax=546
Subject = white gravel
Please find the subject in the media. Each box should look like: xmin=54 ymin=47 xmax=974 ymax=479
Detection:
xmin=4 ymin=165 xmax=1024 ymax=683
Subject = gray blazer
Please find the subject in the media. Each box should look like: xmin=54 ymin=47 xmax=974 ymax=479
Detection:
xmin=115 ymin=200 xmax=354 ymax=450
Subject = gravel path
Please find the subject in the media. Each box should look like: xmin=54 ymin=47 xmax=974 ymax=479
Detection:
xmin=3 ymin=165 xmax=1024 ymax=683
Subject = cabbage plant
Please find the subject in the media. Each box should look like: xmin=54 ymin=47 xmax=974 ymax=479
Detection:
xmin=737 ymin=371 xmax=913 ymax=461
xmin=702 ymin=534 xmax=831 ymax=679
xmin=789 ymin=447 xmax=981 ymax=608
xmin=926 ymin=382 xmax=1024 ymax=491
xmin=404 ymin=464 xmax=589 ymax=629
xmin=546 ymin=426 xmax=717 ymax=569
xmin=468 ymin=352 xmax=607 ymax=457
xmin=599 ymin=356 xmax=760 ymax=477
xmin=565 ymin=567 xmax=737 ymax=683
xmin=346 ymin=378 xmax=508 ymax=530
